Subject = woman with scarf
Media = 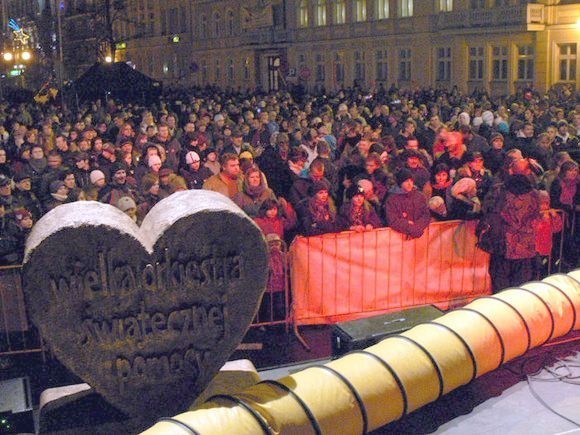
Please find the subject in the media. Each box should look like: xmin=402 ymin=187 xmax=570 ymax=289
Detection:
xmin=298 ymin=179 xmax=340 ymax=236
xmin=233 ymin=165 xmax=276 ymax=218
xmin=339 ymin=185 xmax=382 ymax=232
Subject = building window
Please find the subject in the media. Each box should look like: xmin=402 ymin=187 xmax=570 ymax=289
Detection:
xmin=436 ymin=47 xmax=451 ymax=81
xmin=375 ymin=49 xmax=388 ymax=81
xmin=334 ymin=52 xmax=345 ymax=84
xmin=353 ymin=0 xmax=367 ymax=22
xmin=492 ymin=46 xmax=508 ymax=80
xmin=214 ymin=12 xmax=221 ymax=36
xmin=398 ymin=48 xmax=411 ymax=81
xmin=354 ymin=50 xmax=366 ymax=83
xmin=558 ymin=43 xmax=577 ymax=82
xmin=315 ymin=53 xmax=325 ymax=81
xmin=468 ymin=46 xmax=484 ymax=80
xmin=470 ymin=0 xmax=485 ymax=8
xmin=398 ymin=0 xmax=413 ymax=17
xmin=243 ymin=57 xmax=250 ymax=80
xmin=180 ymin=6 xmax=187 ymax=33
xmin=201 ymin=60 xmax=208 ymax=83
xmin=215 ymin=59 xmax=221 ymax=82
xmin=335 ymin=0 xmax=346 ymax=24
xmin=200 ymin=15 xmax=207 ymax=37
xmin=315 ymin=0 xmax=327 ymax=26
xmin=228 ymin=59 xmax=234 ymax=81
xmin=517 ymin=45 xmax=534 ymax=81
xmin=439 ymin=0 xmax=453 ymax=12
xmin=227 ymin=10 xmax=235 ymax=36
xmin=160 ymin=10 xmax=167 ymax=35
xmin=299 ymin=0 xmax=309 ymax=27
xmin=375 ymin=0 xmax=389 ymax=19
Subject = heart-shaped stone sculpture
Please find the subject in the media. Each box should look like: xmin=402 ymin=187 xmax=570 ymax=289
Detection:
xmin=22 ymin=191 xmax=268 ymax=425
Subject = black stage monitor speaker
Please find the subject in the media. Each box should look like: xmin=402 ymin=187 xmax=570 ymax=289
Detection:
xmin=332 ymin=305 xmax=444 ymax=358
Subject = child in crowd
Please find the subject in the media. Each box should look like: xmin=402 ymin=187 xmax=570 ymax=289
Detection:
xmin=532 ymin=190 xmax=563 ymax=279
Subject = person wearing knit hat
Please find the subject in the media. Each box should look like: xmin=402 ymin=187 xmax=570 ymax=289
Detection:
xmin=483 ymin=132 xmax=506 ymax=175
xmin=449 ymin=177 xmax=481 ymax=219
xmin=339 ymin=185 xmax=382 ymax=232
xmin=385 ymin=168 xmax=430 ymax=239
xmin=116 ymin=196 xmax=138 ymax=222
xmin=90 ymin=170 xmax=106 ymax=188
xmin=147 ymin=154 xmax=162 ymax=173
xmin=309 ymin=178 xmax=331 ymax=196
xmin=98 ymin=160 xmax=136 ymax=205
xmin=166 ymin=174 xmax=188 ymax=195
xmin=298 ymin=176 xmax=339 ymax=236
xmin=180 ymin=150 xmax=212 ymax=189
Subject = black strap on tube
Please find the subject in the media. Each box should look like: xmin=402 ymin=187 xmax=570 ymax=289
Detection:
xmin=458 ymin=307 xmax=506 ymax=366
xmin=479 ymin=296 xmax=532 ymax=353
xmin=391 ymin=335 xmax=445 ymax=400
xmin=426 ymin=321 xmax=478 ymax=382
xmin=349 ymin=350 xmax=409 ymax=417
xmin=512 ymin=287 xmax=555 ymax=344
xmin=528 ymin=280 xmax=577 ymax=336
xmin=155 ymin=417 xmax=200 ymax=435
xmin=312 ymin=365 xmax=368 ymax=434
xmin=258 ymin=380 xmax=322 ymax=435
xmin=207 ymin=394 xmax=272 ymax=435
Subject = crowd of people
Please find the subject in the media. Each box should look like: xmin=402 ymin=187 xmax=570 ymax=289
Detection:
xmin=0 ymin=83 xmax=578 ymax=294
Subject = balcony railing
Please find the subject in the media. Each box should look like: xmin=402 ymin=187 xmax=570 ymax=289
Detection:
xmin=436 ymin=4 xmax=544 ymax=30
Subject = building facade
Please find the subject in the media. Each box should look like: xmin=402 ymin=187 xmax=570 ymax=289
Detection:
xmin=53 ymin=0 xmax=580 ymax=95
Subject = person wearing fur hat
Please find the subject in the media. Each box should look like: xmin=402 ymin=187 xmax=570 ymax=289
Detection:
xmin=297 ymin=178 xmax=340 ymax=236
xmin=233 ymin=165 xmax=277 ymax=218
xmin=180 ymin=151 xmax=212 ymax=189
xmin=98 ymin=162 xmax=137 ymax=206
xmin=339 ymin=185 xmax=382 ymax=232
xmin=116 ymin=196 xmax=138 ymax=223
xmin=44 ymin=180 xmax=69 ymax=212
xmin=384 ymin=168 xmax=430 ymax=239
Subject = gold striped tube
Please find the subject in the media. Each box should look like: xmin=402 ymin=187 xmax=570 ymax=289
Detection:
xmin=142 ymin=270 xmax=580 ymax=434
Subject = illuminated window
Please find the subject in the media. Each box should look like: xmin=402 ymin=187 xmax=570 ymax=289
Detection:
xmin=375 ymin=49 xmax=388 ymax=81
xmin=517 ymin=45 xmax=534 ymax=81
xmin=335 ymin=0 xmax=346 ymax=24
xmin=558 ymin=43 xmax=577 ymax=82
xmin=439 ymin=0 xmax=453 ymax=12
xmin=376 ymin=0 xmax=389 ymax=19
xmin=399 ymin=0 xmax=413 ymax=17
xmin=399 ymin=48 xmax=411 ymax=81
xmin=436 ymin=47 xmax=451 ymax=81
xmin=469 ymin=46 xmax=484 ymax=80
xmin=492 ymin=46 xmax=508 ymax=80
xmin=315 ymin=0 xmax=327 ymax=26
xmin=299 ymin=0 xmax=309 ymax=27
xmin=353 ymin=0 xmax=367 ymax=22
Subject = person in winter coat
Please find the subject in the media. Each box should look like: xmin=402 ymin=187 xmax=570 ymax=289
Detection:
xmin=500 ymin=173 xmax=541 ymax=287
xmin=384 ymin=168 xmax=430 ymax=239
xmin=233 ymin=165 xmax=276 ymax=218
xmin=339 ymin=185 xmax=382 ymax=232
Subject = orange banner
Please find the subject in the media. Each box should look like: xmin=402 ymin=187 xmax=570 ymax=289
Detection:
xmin=290 ymin=220 xmax=492 ymax=324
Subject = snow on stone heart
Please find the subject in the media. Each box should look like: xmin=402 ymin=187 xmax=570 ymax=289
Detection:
xmin=22 ymin=190 xmax=268 ymax=425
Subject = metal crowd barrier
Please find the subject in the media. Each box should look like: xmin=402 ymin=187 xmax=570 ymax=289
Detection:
xmin=0 ymin=265 xmax=45 ymax=359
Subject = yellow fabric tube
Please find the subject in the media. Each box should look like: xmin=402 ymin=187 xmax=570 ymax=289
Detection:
xmin=432 ymin=310 xmax=503 ymax=376
xmin=367 ymin=336 xmax=441 ymax=414
xmin=326 ymin=352 xmax=405 ymax=430
xmin=493 ymin=289 xmax=553 ymax=348
xmin=400 ymin=323 xmax=476 ymax=394
xmin=463 ymin=297 xmax=530 ymax=362
xmin=142 ymin=269 xmax=580 ymax=435
xmin=519 ymin=281 xmax=575 ymax=340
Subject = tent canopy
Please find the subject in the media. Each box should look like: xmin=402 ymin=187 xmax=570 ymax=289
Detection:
xmin=69 ymin=62 xmax=162 ymax=103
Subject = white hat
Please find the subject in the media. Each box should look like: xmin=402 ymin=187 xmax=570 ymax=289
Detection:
xmin=116 ymin=196 xmax=136 ymax=212
xmin=89 ymin=170 xmax=105 ymax=185
xmin=186 ymin=151 xmax=201 ymax=165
